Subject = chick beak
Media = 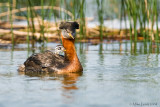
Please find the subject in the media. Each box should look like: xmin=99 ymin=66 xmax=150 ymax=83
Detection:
xmin=68 ymin=33 xmax=74 ymax=39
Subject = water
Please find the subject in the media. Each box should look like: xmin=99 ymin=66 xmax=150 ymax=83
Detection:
xmin=0 ymin=42 xmax=160 ymax=107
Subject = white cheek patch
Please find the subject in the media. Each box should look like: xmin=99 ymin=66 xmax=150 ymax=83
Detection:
xmin=62 ymin=30 xmax=69 ymax=38
xmin=62 ymin=29 xmax=75 ymax=39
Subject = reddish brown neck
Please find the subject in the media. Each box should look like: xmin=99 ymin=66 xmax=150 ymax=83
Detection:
xmin=61 ymin=34 xmax=83 ymax=72
xmin=61 ymin=34 xmax=76 ymax=61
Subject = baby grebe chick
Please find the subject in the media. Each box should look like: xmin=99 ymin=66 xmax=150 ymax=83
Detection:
xmin=19 ymin=21 xmax=83 ymax=74
xmin=54 ymin=45 xmax=66 ymax=55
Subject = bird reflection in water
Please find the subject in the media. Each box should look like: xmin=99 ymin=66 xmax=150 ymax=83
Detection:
xmin=18 ymin=71 xmax=82 ymax=103
xmin=60 ymin=72 xmax=82 ymax=103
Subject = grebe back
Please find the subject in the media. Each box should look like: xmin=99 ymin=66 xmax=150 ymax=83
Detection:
xmin=18 ymin=45 xmax=66 ymax=72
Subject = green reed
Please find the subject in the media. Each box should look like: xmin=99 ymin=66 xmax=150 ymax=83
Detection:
xmin=48 ymin=0 xmax=56 ymax=22
xmin=40 ymin=0 xmax=45 ymax=46
xmin=27 ymin=0 xmax=36 ymax=49
xmin=69 ymin=0 xmax=87 ymax=39
xmin=26 ymin=5 xmax=30 ymax=50
xmin=123 ymin=0 xmax=159 ymax=54
xmin=72 ymin=0 xmax=76 ymax=20
xmin=47 ymin=0 xmax=56 ymax=43
xmin=79 ymin=0 xmax=86 ymax=39
xmin=96 ymin=0 xmax=104 ymax=41
xmin=120 ymin=0 xmax=124 ymax=30
xmin=155 ymin=0 xmax=159 ymax=53
xmin=8 ymin=0 xmax=14 ymax=47
xmin=124 ymin=0 xmax=133 ymax=53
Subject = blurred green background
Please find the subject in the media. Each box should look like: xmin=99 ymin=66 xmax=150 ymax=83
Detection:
xmin=0 ymin=0 xmax=160 ymax=54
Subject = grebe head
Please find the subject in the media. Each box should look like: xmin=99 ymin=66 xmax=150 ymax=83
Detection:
xmin=54 ymin=45 xmax=66 ymax=54
xmin=59 ymin=21 xmax=79 ymax=39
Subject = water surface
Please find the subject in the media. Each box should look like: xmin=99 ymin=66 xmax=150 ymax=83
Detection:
xmin=0 ymin=42 xmax=160 ymax=107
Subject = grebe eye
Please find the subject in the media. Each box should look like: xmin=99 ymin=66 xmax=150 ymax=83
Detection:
xmin=66 ymin=29 xmax=71 ymax=33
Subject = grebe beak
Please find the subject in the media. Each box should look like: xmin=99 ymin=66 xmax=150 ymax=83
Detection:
xmin=68 ymin=33 xmax=74 ymax=39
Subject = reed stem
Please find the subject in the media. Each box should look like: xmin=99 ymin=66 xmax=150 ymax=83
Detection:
xmin=8 ymin=0 xmax=14 ymax=47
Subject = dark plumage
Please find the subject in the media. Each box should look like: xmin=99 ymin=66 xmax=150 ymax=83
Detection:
xmin=18 ymin=45 xmax=67 ymax=73
xmin=59 ymin=21 xmax=79 ymax=30
xmin=24 ymin=50 xmax=67 ymax=72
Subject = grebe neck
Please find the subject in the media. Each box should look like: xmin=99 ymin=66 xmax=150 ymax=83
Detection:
xmin=61 ymin=35 xmax=83 ymax=72
xmin=61 ymin=35 xmax=76 ymax=61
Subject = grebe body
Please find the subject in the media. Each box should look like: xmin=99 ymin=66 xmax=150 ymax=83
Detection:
xmin=18 ymin=45 xmax=66 ymax=72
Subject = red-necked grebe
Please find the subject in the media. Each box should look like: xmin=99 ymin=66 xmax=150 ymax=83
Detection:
xmin=18 ymin=21 xmax=83 ymax=74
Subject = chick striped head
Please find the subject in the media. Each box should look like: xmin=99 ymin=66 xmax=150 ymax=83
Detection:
xmin=54 ymin=45 xmax=66 ymax=54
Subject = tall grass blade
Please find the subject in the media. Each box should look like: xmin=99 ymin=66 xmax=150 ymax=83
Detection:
xmin=8 ymin=0 xmax=14 ymax=48
xmin=96 ymin=0 xmax=104 ymax=41
xmin=28 ymin=0 xmax=36 ymax=51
